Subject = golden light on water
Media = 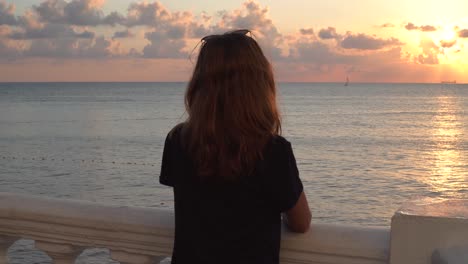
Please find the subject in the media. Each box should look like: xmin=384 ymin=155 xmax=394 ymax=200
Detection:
xmin=427 ymin=95 xmax=467 ymax=197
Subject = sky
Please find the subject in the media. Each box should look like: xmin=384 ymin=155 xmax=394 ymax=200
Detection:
xmin=1 ymin=0 xmax=468 ymax=82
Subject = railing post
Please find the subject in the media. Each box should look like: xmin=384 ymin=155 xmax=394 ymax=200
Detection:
xmin=0 ymin=236 xmax=17 ymax=264
xmin=389 ymin=198 xmax=468 ymax=264
xmin=35 ymin=241 xmax=84 ymax=264
xmin=111 ymin=250 xmax=166 ymax=264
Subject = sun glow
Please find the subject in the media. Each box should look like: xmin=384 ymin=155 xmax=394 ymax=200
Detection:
xmin=428 ymin=26 xmax=467 ymax=66
xmin=435 ymin=27 xmax=459 ymax=53
xmin=439 ymin=28 xmax=457 ymax=42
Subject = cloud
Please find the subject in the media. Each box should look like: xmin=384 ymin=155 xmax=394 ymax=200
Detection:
xmin=112 ymin=29 xmax=134 ymax=39
xmin=125 ymin=2 xmax=217 ymax=43
xmin=9 ymin=23 xmax=95 ymax=39
xmin=440 ymin=39 xmax=456 ymax=48
xmin=26 ymin=38 xmax=71 ymax=57
xmin=4 ymin=0 xmax=465 ymax=82
xmin=119 ymin=1 xmax=204 ymax=57
xmin=380 ymin=23 xmax=394 ymax=28
xmin=340 ymin=33 xmax=402 ymax=50
xmin=218 ymin=1 xmax=272 ymax=30
xmin=125 ymin=1 xmax=171 ymax=27
xmin=33 ymin=0 xmax=121 ymax=26
xmin=85 ymin=36 xmax=124 ymax=57
xmin=17 ymin=10 xmax=42 ymax=30
xmin=405 ymin=22 xmax=437 ymax=32
xmin=0 ymin=38 xmax=22 ymax=59
xmin=2 ymin=1 xmax=287 ymax=60
xmin=2 ymin=0 xmax=127 ymax=60
xmin=0 ymin=0 xmax=450 ymax=77
xmin=102 ymin=11 xmax=125 ymax=26
xmin=416 ymin=39 xmax=440 ymax=64
xmin=458 ymin=29 xmax=468 ymax=38
xmin=299 ymin=28 xmax=314 ymax=35
xmin=214 ymin=1 xmax=284 ymax=58
xmin=116 ymin=1 xmax=285 ymax=59
xmin=64 ymin=0 xmax=122 ymax=26
xmin=189 ymin=22 xmax=211 ymax=38
xmin=0 ymin=1 xmax=17 ymax=25
xmin=26 ymin=36 xmax=124 ymax=58
xmin=318 ymin=27 xmax=339 ymax=40
xmin=0 ymin=1 xmax=239 ymax=60
xmin=188 ymin=11 xmax=212 ymax=38
xmin=34 ymin=0 xmax=67 ymax=24
xmin=281 ymin=35 xmax=407 ymax=81
xmin=123 ymin=1 xmax=196 ymax=31
xmin=419 ymin=25 xmax=436 ymax=32
xmin=288 ymin=35 xmax=403 ymax=65
xmin=31 ymin=0 xmax=200 ymax=35
xmin=0 ymin=24 xmax=10 ymax=36
xmin=143 ymin=30 xmax=187 ymax=58
xmin=405 ymin=23 xmax=418 ymax=30
xmin=289 ymin=40 xmax=354 ymax=65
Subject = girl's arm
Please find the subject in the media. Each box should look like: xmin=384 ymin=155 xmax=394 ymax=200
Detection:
xmin=283 ymin=191 xmax=311 ymax=233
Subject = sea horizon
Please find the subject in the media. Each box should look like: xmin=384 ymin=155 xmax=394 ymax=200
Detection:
xmin=0 ymin=81 xmax=466 ymax=84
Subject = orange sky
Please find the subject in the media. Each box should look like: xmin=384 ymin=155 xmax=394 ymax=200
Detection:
xmin=1 ymin=0 xmax=468 ymax=82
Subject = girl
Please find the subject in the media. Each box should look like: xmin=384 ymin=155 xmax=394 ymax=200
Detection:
xmin=160 ymin=29 xmax=311 ymax=264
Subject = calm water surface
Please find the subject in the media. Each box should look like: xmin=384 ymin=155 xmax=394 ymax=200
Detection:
xmin=1 ymin=82 xmax=467 ymax=227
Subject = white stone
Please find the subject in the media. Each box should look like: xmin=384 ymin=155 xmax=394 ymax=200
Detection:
xmin=35 ymin=241 xmax=84 ymax=264
xmin=0 ymin=236 xmax=17 ymax=264
xmin=432 ymin=247 xmax=468 ymax=264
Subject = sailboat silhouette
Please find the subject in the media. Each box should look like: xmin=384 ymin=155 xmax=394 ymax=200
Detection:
xmin=344 ymin=76 xmax=349 ymax=86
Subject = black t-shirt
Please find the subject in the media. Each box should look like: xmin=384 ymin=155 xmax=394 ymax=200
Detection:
xmin=160 ymin=125 xmax=303 ymax=264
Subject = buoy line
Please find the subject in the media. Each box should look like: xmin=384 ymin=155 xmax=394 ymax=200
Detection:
xmin=0 ymin=155 xmax=157 ymax=167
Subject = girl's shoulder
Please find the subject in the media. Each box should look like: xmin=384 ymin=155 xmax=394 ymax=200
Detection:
xmin=164 ymin=123 xmax=189 ymax=153
xmin=270 ymin=134 xmax=289 ymax=143
xmin=269 ymin=134 xmax=292 ymax=147
xmin=167 ymin=122 xmax=187 ymax=140
xmin=265 ymin=134 xmax=294 ymax=157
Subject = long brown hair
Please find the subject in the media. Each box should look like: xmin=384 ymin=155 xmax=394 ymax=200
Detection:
xmin=185 ymin=29 xmax=281 ymax=179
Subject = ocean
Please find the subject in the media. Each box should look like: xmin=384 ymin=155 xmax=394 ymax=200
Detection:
xmin=1 ymin=82 xmax=467 ymax=262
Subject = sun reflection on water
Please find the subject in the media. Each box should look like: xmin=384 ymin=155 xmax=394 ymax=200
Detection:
xmin=427 ymin=95 xmax=467 ymax=198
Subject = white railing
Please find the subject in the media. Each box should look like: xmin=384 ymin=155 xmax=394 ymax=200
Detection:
xmin=0 ymin=192 xmax=390 ymax=264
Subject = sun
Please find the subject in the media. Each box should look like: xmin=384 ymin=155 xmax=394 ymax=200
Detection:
xmin=435 ymin=27 xmax=459 ymax=58
xmin=439 ymin=28 xmax=457 ymax=42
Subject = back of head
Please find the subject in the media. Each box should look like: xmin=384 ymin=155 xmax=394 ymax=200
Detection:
xmin=185 ymin=29 xmax=281 ymax=179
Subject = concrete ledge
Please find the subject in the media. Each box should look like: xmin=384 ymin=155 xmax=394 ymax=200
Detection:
xmin=282 ymin=223 xmax=389 ymax=263
xmin=0 ymin=192 xmax=390 ymax=264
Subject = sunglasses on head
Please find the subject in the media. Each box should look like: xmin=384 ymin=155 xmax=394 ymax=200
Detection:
xmin=189 ymin=29 xmax=253 ymax=63
xmin=201 ymin=29 xmax=252 ymax=42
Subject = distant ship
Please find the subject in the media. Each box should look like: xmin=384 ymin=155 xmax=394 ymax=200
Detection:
xmin=344 ymin=76 xmax=349 ymax=86
xmin=441 ymin=80 xmax=456 ymax=84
